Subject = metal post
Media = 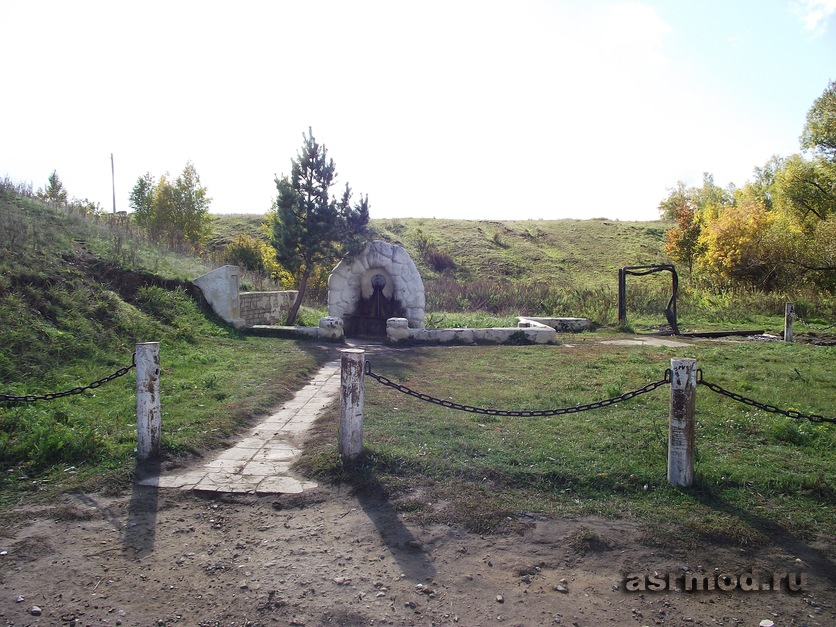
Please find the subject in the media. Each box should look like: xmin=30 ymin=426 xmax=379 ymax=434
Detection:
xmin=617 ymin=268 xmax=627 ymax=327
xmin=136 ymin=342 xmax=161 ymax=461
xmin=111 ymin=153 xmax=116 ymax=214
xmin=668 ymin=358 xmax=696 ymax=487
xmin=784 ymin=303 xmax=794 ymax=343
xmin=340 ymin=349 xmax=365 ymax=460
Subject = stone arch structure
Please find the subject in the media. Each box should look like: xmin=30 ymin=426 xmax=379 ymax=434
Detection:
xmin=328 ymin=240 xmax=425 ymax=336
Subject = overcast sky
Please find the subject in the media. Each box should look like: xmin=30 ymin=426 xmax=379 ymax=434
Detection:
xmin=1 ymin=0 xmax=834 ymax=221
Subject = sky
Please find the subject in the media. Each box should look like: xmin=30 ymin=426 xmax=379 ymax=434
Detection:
xmin=1 ymin=0 xmax=834 ymax=222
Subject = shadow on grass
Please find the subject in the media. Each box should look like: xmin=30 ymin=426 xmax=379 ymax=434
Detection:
xmin=689 ymin=484 xmax=836 ymax=587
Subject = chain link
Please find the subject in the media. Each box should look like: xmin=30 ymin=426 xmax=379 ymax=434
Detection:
xmin=1 ymin=354 xmax=136 ymax=406
xmin=697 ymin=369 xmax=835 ymax=424
xmin=794 ymin=315 xmax=836 ymax=331
xmin=364 ymin=361 xmax=670 ymax=417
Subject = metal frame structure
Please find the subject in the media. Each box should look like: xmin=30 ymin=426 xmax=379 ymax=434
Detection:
xmin=618 ymin=264 xmax=679 ymax=335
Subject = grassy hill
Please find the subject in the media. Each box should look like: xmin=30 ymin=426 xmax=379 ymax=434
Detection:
xmin=212 ymin=213 xmax=835 ymax=329
xmin=210 ymin=213 xmax=672 ymax=286
xmin=0 ymin=187 xmax=328 ymax=503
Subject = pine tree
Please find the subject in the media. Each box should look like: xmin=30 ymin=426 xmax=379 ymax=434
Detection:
xmin=268 ymin=128 xmax=370 ymax=325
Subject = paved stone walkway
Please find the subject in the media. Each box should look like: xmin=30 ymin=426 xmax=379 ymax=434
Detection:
xmin=138 ymin=359 xmax=341 ymax=495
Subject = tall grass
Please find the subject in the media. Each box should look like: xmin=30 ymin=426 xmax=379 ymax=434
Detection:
xmin=421 ymin=272 xmax=836 ymax=330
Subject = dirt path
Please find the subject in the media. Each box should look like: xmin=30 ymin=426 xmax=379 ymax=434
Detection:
xmin=0 ymin=484 xmax=833 ymax=626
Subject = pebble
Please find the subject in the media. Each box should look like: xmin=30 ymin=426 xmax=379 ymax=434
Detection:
xmin=29 ymin=606 xmax=42 ymax=616
xmin=496 ymin=594 xmax=505 ymax=603
xmin=15 ymin=595 xmax=24 ymax=603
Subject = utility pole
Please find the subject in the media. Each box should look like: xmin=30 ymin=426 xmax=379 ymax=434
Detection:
xmin=111 ymin=153 xmax=116 ymax=214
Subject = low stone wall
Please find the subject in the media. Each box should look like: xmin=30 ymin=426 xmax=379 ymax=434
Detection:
xmin=246 ymin=317 xmax=345 ymax=341
xmin=386 ymin=318 xmax=557 ymax=345
xmin=518 ymin=317 xmax=594 ymax=332
xmin=239 ymin=291 xmax=297 ymax=327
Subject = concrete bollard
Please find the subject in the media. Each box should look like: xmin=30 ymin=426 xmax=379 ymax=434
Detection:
xmin=386 ymin=317 xmax=410 ymax=343
xmin=319 ymin=316 xmax=344 ymax=340
xmin=785 ymin=303 xmax=794 ymax=343
xmin=340 ymin=349 xmax=365 ymax=460
xmin=668 ymin=358 xmax=696 ymax=487
xmin=136 ymin=342 xmax=161 ymax=461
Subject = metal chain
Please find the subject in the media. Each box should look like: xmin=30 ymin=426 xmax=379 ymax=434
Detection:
xmin=364 ymin=361 xmax=671 ymax=417
xmin=697 ymin=370 xmax=835 ymax=424
xmin=794 ymin=315 xmax=836 ymax=331
xmin=1 ymin=355 xmax=136 ymax=405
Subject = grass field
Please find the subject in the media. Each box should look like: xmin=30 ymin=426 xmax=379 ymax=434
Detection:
xmin=296 ymin=337 xmax=836 ymax=544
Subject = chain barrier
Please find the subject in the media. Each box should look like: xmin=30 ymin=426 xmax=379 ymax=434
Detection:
xmin=1 ymin=354 xmax=136 ymax=406
xmin=363 ymin=361 xmax=671 ymax=417
xmin=697 ymin=370 xmax=835 ymax=424
xmin=794 ymin=315 xmax=836 ymax=331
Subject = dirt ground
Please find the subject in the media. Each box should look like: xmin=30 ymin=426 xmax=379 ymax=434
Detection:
xmin=0 ymin=480 xmax=833 ymax=627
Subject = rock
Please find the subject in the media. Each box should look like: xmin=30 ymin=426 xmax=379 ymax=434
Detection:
xmin=496 ymin=594 xmax=505 ymax=603
xmin=29 ymin=606 xmax=42 ymax=616
xmin=15 ymin=595 xmax=24 ymax=603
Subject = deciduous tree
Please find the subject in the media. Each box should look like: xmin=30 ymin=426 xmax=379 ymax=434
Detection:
xmin=128 ymin=162 xmax=211 ymax=251
xmin=661 ymin=183 xmax=702 ymax=277
xmin=801 ymin=80 xmax=836 ymax=162
xmin=698 ymin=199 xmax=775 ymax=286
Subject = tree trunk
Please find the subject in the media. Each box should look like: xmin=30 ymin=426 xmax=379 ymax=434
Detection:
xmin=286 ymin=267 xmax=310 ymax=326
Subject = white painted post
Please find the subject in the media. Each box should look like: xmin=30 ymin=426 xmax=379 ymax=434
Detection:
xmin=785 ymin=302 xmax=794 ymax=343
xmin=136 ymin=342 xmax=161 ymax=461
xmin=668 ymin=358 xmax=696 ymax=487
xmin=340 ymin=349 xmax=365 ymax=461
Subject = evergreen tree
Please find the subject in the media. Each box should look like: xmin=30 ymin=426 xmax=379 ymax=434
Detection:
xmin=268 ymin=128 xmax=370 ymax=325
xmin=44 ymin=170 xmax=68 ymax=206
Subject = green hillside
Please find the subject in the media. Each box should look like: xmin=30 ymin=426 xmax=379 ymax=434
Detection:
xmin=210 ymin=213 xmax=673 ymax=287
xmin=0 ymin=187 xmax=327 ymax=500
xmin=372 ymin=217 xmax=671 ymax=283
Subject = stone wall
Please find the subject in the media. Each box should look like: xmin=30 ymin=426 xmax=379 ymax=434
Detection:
xmin=239 ymin=291 xmax=297 ymax=327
